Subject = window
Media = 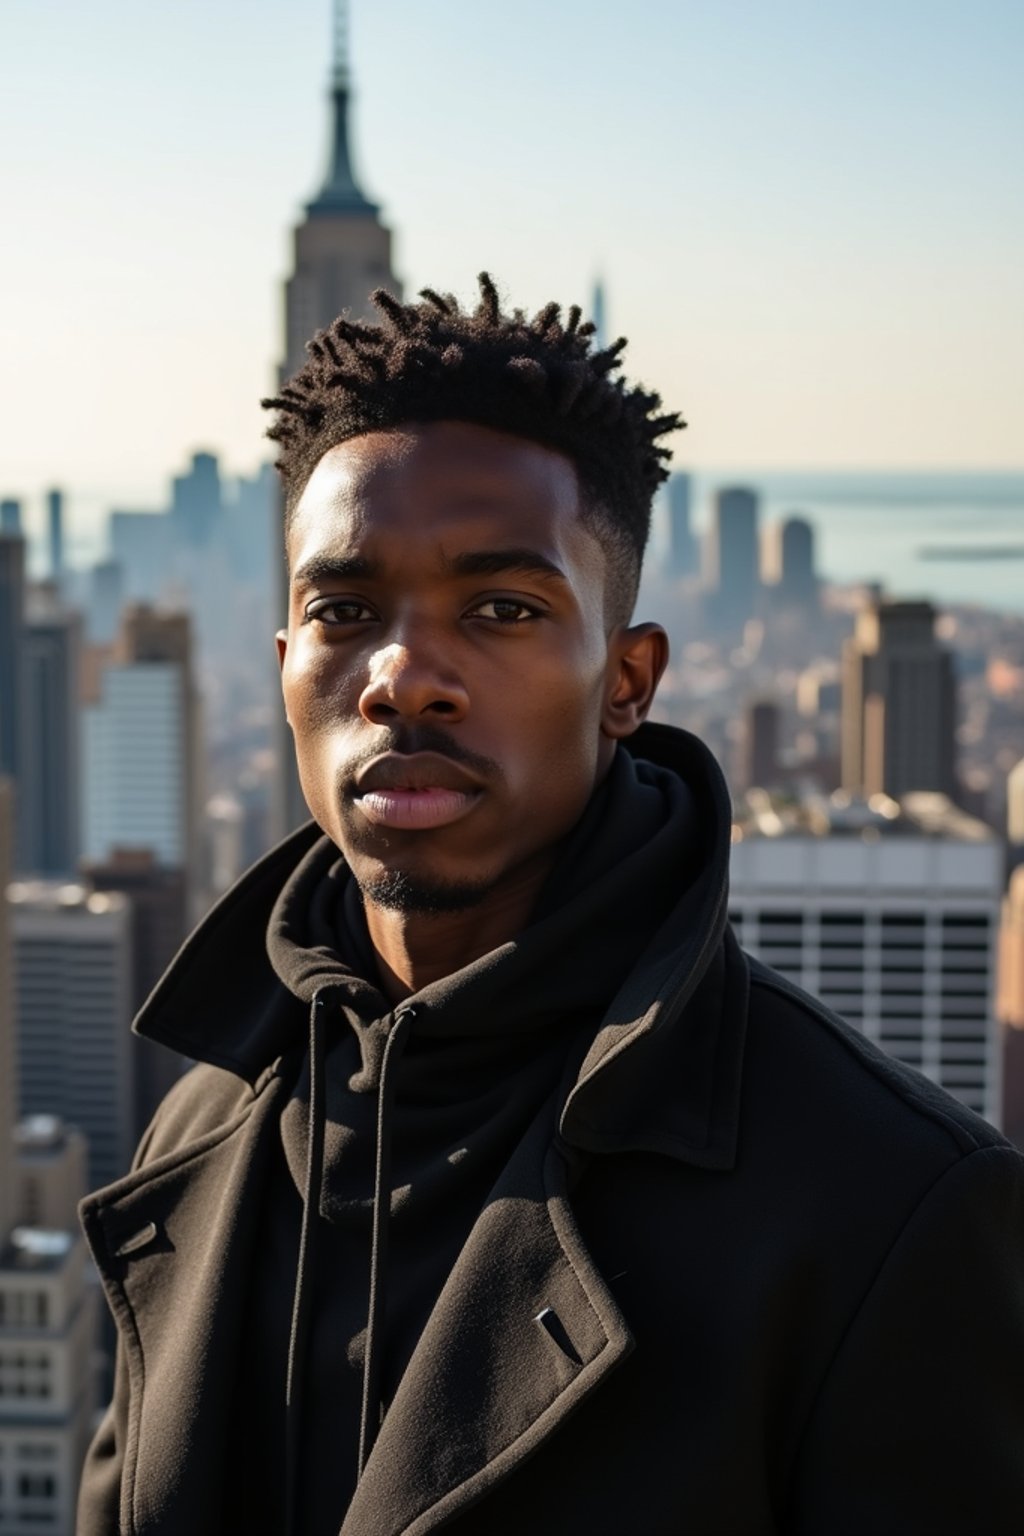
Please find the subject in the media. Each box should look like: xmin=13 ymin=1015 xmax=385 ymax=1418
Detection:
xmin=17 ymin=1472 xmax=56 ymax=1498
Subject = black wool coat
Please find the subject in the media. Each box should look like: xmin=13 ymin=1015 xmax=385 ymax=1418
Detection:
xmin=78 ymin=725 xmax=1024 ymax=1536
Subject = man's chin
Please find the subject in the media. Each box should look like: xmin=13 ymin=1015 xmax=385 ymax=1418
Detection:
xmin=355 ymin=867 xmax=495 ymax=916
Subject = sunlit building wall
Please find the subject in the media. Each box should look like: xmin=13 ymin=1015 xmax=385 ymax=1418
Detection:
xmin=730 ymin=792 xmax=1002 ymax=1124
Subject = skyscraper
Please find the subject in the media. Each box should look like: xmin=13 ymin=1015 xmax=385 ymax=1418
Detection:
xmin=704 ymin=487 xmax=760 ymax=636
xmin=276 ymin=1 xmax=402 ymax=836
xmin=46 ymin=490 xmax=64 ymax=585
xmin=1007 ymin=756 xmax=1024 ymax=849
xmin=86 ymin=559 xmax=124 ymax=645
xmin=82 ymin=851 xmax=187 ymax=1141
xmin=841 ymin=598 xmax=956 ymax=799
xmin=742 ymin=699 xmax=782 ymax=791
xmin=0 ymin=779 xmax=15 ymax=1244
xmin=82 ymin=606 xmax=201 ymax=896
xmin=280 ymin=2 xmax=401 ymax=380
xmin=0 ymin=534 xmax=26 ymax=794
xmin=763 ymin=515 xmax=818 ymax=609
xmin=21 ymin=585 xmax=81 ymax=876
xmin=666 ymin=473 xmax=698 ymax=577
xmin=170 ymin=451 xmax=222 ymax=549
xmin=9 ymin=881 xmax=134 ymax=1191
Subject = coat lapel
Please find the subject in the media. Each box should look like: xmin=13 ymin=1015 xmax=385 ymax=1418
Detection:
xmin=79 ymin=1075 xmax=287 ymax=1536
xmin=342 ymin=1119 xmax=633 ymax=1536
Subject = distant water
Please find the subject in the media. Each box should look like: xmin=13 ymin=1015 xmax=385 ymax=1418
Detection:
xmin=22 ymin=468 xmax=1024 ymax=617
xmin=680 ymin=470 xmax=1024 ymax=615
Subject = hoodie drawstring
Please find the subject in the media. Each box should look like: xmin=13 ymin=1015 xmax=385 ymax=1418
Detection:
xmin=283 ymin=992 xmax=418 ymax=1533
xmin=285 ymin=988 xmax=329 ymax=1536
xmin=357 ymin=1002 xmax=417 ymax=1479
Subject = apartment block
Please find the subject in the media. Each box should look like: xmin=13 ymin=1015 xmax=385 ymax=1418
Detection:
xmin=730 ymin=791 xmax=1002 ymax=1124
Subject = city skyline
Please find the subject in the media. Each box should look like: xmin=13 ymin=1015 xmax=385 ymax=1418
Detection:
xmin=2 ymin=0 xmax=1022 ymax=535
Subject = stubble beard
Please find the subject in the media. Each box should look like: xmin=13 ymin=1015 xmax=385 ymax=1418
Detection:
xmin=355 ymin=867 xmax=497 ymax=915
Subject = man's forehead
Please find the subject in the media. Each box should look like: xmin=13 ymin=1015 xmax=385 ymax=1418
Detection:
xmin=289 ymin=423 xmax=590 ymax=557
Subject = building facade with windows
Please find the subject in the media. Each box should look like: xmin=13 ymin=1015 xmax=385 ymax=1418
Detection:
xmin=730 ymin=790 xmax=1002 ymax=1124
xmin=0 ymin=1226 xmax=97 ymax=1535
xmin=9 ymin=883 xmax=134 ymax=1192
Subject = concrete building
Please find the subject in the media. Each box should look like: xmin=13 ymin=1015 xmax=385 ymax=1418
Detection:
xmin=0 ymin=780 xmax=15 ymax=1244
xmin=82 ymin=607 xmax=201 ymax=891
xmin=742 ymin=700 xmax=782 ymax=791
xmin=665 ymin=473 xmax=698 ymax=577
xmin=82 ymin=851 xmax=187 ymax=1141
xmin=109 ymin=510 xmax=171 ymax=603
xmin=999 ymin=867 xmax=1024 ymax=1147
xmin=276 ymin=0 xmax=402 ymax=836
xmin=86 ymin=560 xmax=123 ymax=646
xmin=45 ymin=491 xmax=64 ymax=588
xmin=21 ymin=585 xmax=81 ymax=877
xmin=0 ymin=1224 xmax=98 ymax=1536
xmin=12 ymin=1120 xmax=88 ymax=1235
xmin=841 ymin=598 xmax=956 ymax=799
xmin=763 ymin=515 xmax=817 ymax=609
xmin=83 ymin=664 xmax=187 ymax=870
xmin=9 ymin=881 xmax=134 ymax=1192
xmin=1 ymin=785 xmax=97 ymax=1535
xmin=1007 ymin=756 xmax=1024 ymax=849
xmin=730 ymin=789 xmax=1002 ymax=1124
xmin=0 ymin=534 xmax=26 ymax=792
xmin=0 ymin=502 xmax=22 ymax=535
xmin=704 ymin=487 xmax=759 ymax=636
xmin=170 ymin=451 xmax=222 ymax=549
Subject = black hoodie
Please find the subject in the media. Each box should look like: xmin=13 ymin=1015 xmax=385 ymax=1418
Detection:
xmin=78 ymin=721 xmax=1024 ymax=1536
xmin=225 ymin=746 xmax=697 ymax=1534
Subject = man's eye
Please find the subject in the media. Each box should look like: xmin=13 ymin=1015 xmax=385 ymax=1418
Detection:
xmin=304 ymin=599 xmax=374 ymax=625
xmin=471 ymin=598 xmax=539 ymax=624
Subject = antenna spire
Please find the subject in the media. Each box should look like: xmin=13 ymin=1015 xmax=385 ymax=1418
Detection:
xmin=333 ymin=0 xmax=350 ymax=88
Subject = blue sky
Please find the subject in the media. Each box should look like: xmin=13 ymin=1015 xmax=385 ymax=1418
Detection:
xmin=1 ymin=0 xmax=1021 ymax=533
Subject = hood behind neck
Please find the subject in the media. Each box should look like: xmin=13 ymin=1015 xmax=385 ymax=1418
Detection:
xmin=130 ymin=723 xmax=733 ymax=1103
xmin=265 ymin=745 xmax=696 ymax=1087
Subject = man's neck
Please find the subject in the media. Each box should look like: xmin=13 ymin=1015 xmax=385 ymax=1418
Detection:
xmin=363 ymin=860 xmax=553 ymax=1005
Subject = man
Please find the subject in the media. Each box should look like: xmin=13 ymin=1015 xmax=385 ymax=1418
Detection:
xmin=79 ymin=276 xmax=1024 ymax=1535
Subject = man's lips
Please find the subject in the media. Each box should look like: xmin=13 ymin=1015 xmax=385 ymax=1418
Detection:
xmin=352 ymin=752 xmax=484 ymax=831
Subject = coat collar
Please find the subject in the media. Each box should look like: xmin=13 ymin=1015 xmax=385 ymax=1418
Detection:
xmin=133 ymin=723 xmax=745 ymax=1173
xmin=82 ymin=1071 xmax=635 ymax=1536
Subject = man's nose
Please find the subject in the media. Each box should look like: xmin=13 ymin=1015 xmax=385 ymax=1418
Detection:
xmin=357 ymin=638 xmax=469 ymax=724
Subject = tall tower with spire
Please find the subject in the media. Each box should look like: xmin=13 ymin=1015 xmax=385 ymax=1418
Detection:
xmin=276 ymin=3 xmax=402 ymax=836
xmin=281 ymin=1 xmax=401 ymax=379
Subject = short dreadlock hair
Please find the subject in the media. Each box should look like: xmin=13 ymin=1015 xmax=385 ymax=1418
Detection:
xmin=261 ymin=273 xmax=683 ymax=622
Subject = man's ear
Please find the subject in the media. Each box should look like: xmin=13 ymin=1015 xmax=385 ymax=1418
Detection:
xmin=601 ymin=622 xmax=669 ymax=740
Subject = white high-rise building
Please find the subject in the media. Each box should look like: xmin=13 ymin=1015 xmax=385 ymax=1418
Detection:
xmin=9 ymin=882 xmax=134 ymax=1192
xmin=730 ymin=790 xmax=1002 ymax=1124
xmin=82 ymin=662 xmax=186 ymax=868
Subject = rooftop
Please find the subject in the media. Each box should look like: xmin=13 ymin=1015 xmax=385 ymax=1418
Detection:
xmin=6 ymin=880 xmax=127 ymax=916
xmin=733 ymin=789 xmax=994 ymax=844
xmin=0 ymin=1228 xmax=73 ymax=1275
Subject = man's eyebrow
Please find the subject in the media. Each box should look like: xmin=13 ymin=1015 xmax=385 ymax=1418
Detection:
xmin=291 ymin=553 xmax=377 ymax=588
xmin=444 ymin=549 xmax=569 ymax=583
xmin=291 ymin=547 xmax=570 ymax=589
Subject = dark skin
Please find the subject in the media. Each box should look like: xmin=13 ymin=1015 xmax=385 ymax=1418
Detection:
xmin=277 ymin=421 xmax=668 ymax=1004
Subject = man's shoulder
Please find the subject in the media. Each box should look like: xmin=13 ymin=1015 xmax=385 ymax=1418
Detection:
xmin=741 ymin=951 xmax=1009 ymax=1170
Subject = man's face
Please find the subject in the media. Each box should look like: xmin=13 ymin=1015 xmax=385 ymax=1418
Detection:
xmin=278 ymin=421 xmax=645 ymax=912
